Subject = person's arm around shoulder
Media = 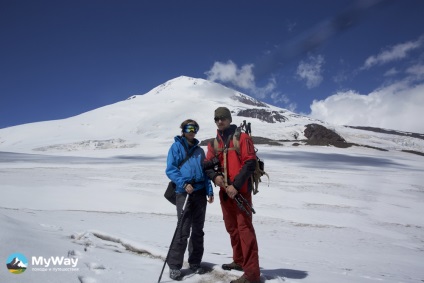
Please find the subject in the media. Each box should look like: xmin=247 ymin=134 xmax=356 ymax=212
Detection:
xmin=205 ymin=177 xmax=214 ymax=203
xmin=201 ymin=145 xmax=215 ymax=203
xmin=204 ymin=140 xmax=225 ymax=188
xmin=206 ymin=181 xmax=214 ymax=204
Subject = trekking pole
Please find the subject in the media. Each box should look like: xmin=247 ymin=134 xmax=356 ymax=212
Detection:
xmin=234 ymin=194 xmax=256 ymax=217
xmin=237 ymin=194 xmax=256 ymax=214
xmin=234 ymin=195 xmax=251 ymax=217
xmin=158 ymin=194 xmax=190 ymax=283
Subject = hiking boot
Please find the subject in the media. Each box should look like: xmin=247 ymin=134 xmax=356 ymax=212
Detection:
xmin=222 ymin=261 xmax=243 ymax=271
xmin=169 ymin=269 xmax=182 ymax=280
xmin=230 ymin=275 xmax=260 ymax=283
xmin=189 ymin=264 xmax=206 ymax=274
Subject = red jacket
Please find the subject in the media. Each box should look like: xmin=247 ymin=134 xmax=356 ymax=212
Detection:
xmin=205 ymin=125 xmax=257 ymax=194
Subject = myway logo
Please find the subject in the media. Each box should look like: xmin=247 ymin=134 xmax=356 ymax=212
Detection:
xmin=32 ymin=256 xmax=78 ymax=268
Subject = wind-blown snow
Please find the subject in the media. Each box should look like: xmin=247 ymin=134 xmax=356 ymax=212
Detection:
xmin=1 ymin=76 xmax=423 ymax=282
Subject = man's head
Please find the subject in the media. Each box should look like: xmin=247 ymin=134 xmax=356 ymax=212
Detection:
xmin=214 ymin=107 xmax=232 ymax=131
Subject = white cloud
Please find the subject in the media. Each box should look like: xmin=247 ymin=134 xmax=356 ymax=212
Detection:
xmin=362 ymin=35 xmax=424 ymax=70
xmin=255 ymin=76 xmax=278 ymax=100
xmin=205 ymin=60 xmax=284 ymax=103
xmin=333 ymin=70 xmax=348 ymax=84
xmin=406 ymin=64 xmax=424 ymax=78
xmin=309 ymin=78 xmax=424 ymax=133
xmin=384 ymin=67 xmax=399 ymax=77
xmin=270 ymin=91 xmax=297 ymax=111
xmin=296 ymin=54 xmax=325 ymax=89
xmin=205 ymin=60 xmax=255 ymax=90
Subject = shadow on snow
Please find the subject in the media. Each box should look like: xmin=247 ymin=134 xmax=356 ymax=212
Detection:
xmin=0 ymin=151 xmax=165 ymax=164
xmin=261 ymin=267 xmax=308 ymax=280
xmin=260 ymin=150 xmax=409 ymax=170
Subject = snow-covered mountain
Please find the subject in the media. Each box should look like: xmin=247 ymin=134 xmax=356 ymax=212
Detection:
xmin=0 ymin=76 xmax=423 ymax=155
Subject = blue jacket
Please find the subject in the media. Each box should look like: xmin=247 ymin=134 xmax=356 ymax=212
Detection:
xmin=166 ymin=136 xmax=213 ymax=196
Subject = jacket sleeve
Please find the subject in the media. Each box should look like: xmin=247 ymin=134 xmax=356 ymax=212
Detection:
xmin=165 ymin=143 xmax=187 ymax=193
xmin=232 ymin=134 xmax=256 ymax=190
xmin=199 ymin=146 xmax=214 ymax=196
xmin=204 ymin=141 xmax=221 ymax=182
xmin=204 ymin=177 xmax=214 ymax=196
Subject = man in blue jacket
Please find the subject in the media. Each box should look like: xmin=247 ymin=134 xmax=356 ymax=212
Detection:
xmin=165 ymin=119 xmax=214 ymax=280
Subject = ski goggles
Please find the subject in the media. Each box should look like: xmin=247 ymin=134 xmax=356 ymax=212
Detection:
xmin=183 ymin=124 xmax=199 ymax=133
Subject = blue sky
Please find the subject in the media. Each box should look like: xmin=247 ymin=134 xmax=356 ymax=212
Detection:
xmin=1 ymin=0 xmax=423 ymax=132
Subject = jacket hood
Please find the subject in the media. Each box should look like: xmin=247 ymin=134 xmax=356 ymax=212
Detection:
xmin=174 ymin=135 xmax=200 ymax=148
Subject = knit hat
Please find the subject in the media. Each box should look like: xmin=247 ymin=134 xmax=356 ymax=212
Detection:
xmin=214 ymin=107 xmax=232 ymax=122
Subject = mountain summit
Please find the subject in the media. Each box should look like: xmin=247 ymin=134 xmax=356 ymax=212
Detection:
xmin=0 ymin=76 xmax=423 ymax=155
xmin=0 ymin=76 xmax=316 ymax=153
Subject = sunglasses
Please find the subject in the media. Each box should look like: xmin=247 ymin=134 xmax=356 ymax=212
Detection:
xmin=183 ymin=124 xmax=199 ymax=133
xmin=214 ymin=116 xmax=228 ymax=122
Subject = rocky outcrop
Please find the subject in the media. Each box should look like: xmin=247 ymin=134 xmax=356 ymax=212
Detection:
xmin=304 ymin=124 xmax=351 ymax=148
xmin=231 ymin=94 xmax=268 ymax=107
xmin=237 ymin=109 xmax=288 ymax=123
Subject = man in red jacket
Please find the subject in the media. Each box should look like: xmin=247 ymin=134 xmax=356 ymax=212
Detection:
xmin=204 ymin=107 xmax=260 ymax=283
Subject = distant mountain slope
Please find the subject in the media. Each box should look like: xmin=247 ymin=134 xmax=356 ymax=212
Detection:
xmin=0 ymin=76 xmax=423 ymax=155
xmin=346 ymin=126 xmax=424 ymax=140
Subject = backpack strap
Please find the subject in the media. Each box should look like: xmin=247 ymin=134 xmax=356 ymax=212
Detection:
xmin=213 ymin=134 xmax=238 ymax=153
xmin=213 ymin=134 xmax=238 ymax=187
xmin=213 ymin=127 xmax=241 ymax=154
xmin=232 ymin=131 xmax=241 ymax=155
xmin=178 ymin=145 xmax=196 ymax=169
xmin=213 ymin=128 xmax=247 ymax=188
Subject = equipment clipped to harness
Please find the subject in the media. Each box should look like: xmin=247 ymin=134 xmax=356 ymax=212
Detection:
xmin=213 ymin=120 xmax=270 ymax=195
xmin=251 ymin=155 xmax=268 ymax=195
xmin=234 ymin=194 xmax=256 ymax=217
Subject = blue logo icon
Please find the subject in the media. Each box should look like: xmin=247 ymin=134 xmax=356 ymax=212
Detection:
xmin=6 ymin=253 xmax=28 ymax=274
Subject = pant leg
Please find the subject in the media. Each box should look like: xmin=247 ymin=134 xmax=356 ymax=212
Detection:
xmin=236 ymin=192 xmax=260 ymax=282
xmin=188 ymin=191 xmax=207 ymax=265
xmin=167 ymin=193 xmax=192 ymax=270
xmin=220 ymin=191 xmax=260 ymax=281
xmin=219 ymin=190 xmax=244 ymax=266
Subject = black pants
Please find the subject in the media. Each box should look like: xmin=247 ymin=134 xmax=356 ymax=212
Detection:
xmin=167 ymin=190 xmax=207 ymax=270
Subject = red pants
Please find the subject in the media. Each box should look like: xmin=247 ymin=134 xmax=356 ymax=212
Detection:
xmin=220 ymin=190 xmax=260 ymax=281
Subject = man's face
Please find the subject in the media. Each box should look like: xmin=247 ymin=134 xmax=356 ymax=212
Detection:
xmin=215 ymin=117 xmax=231 ymax=131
